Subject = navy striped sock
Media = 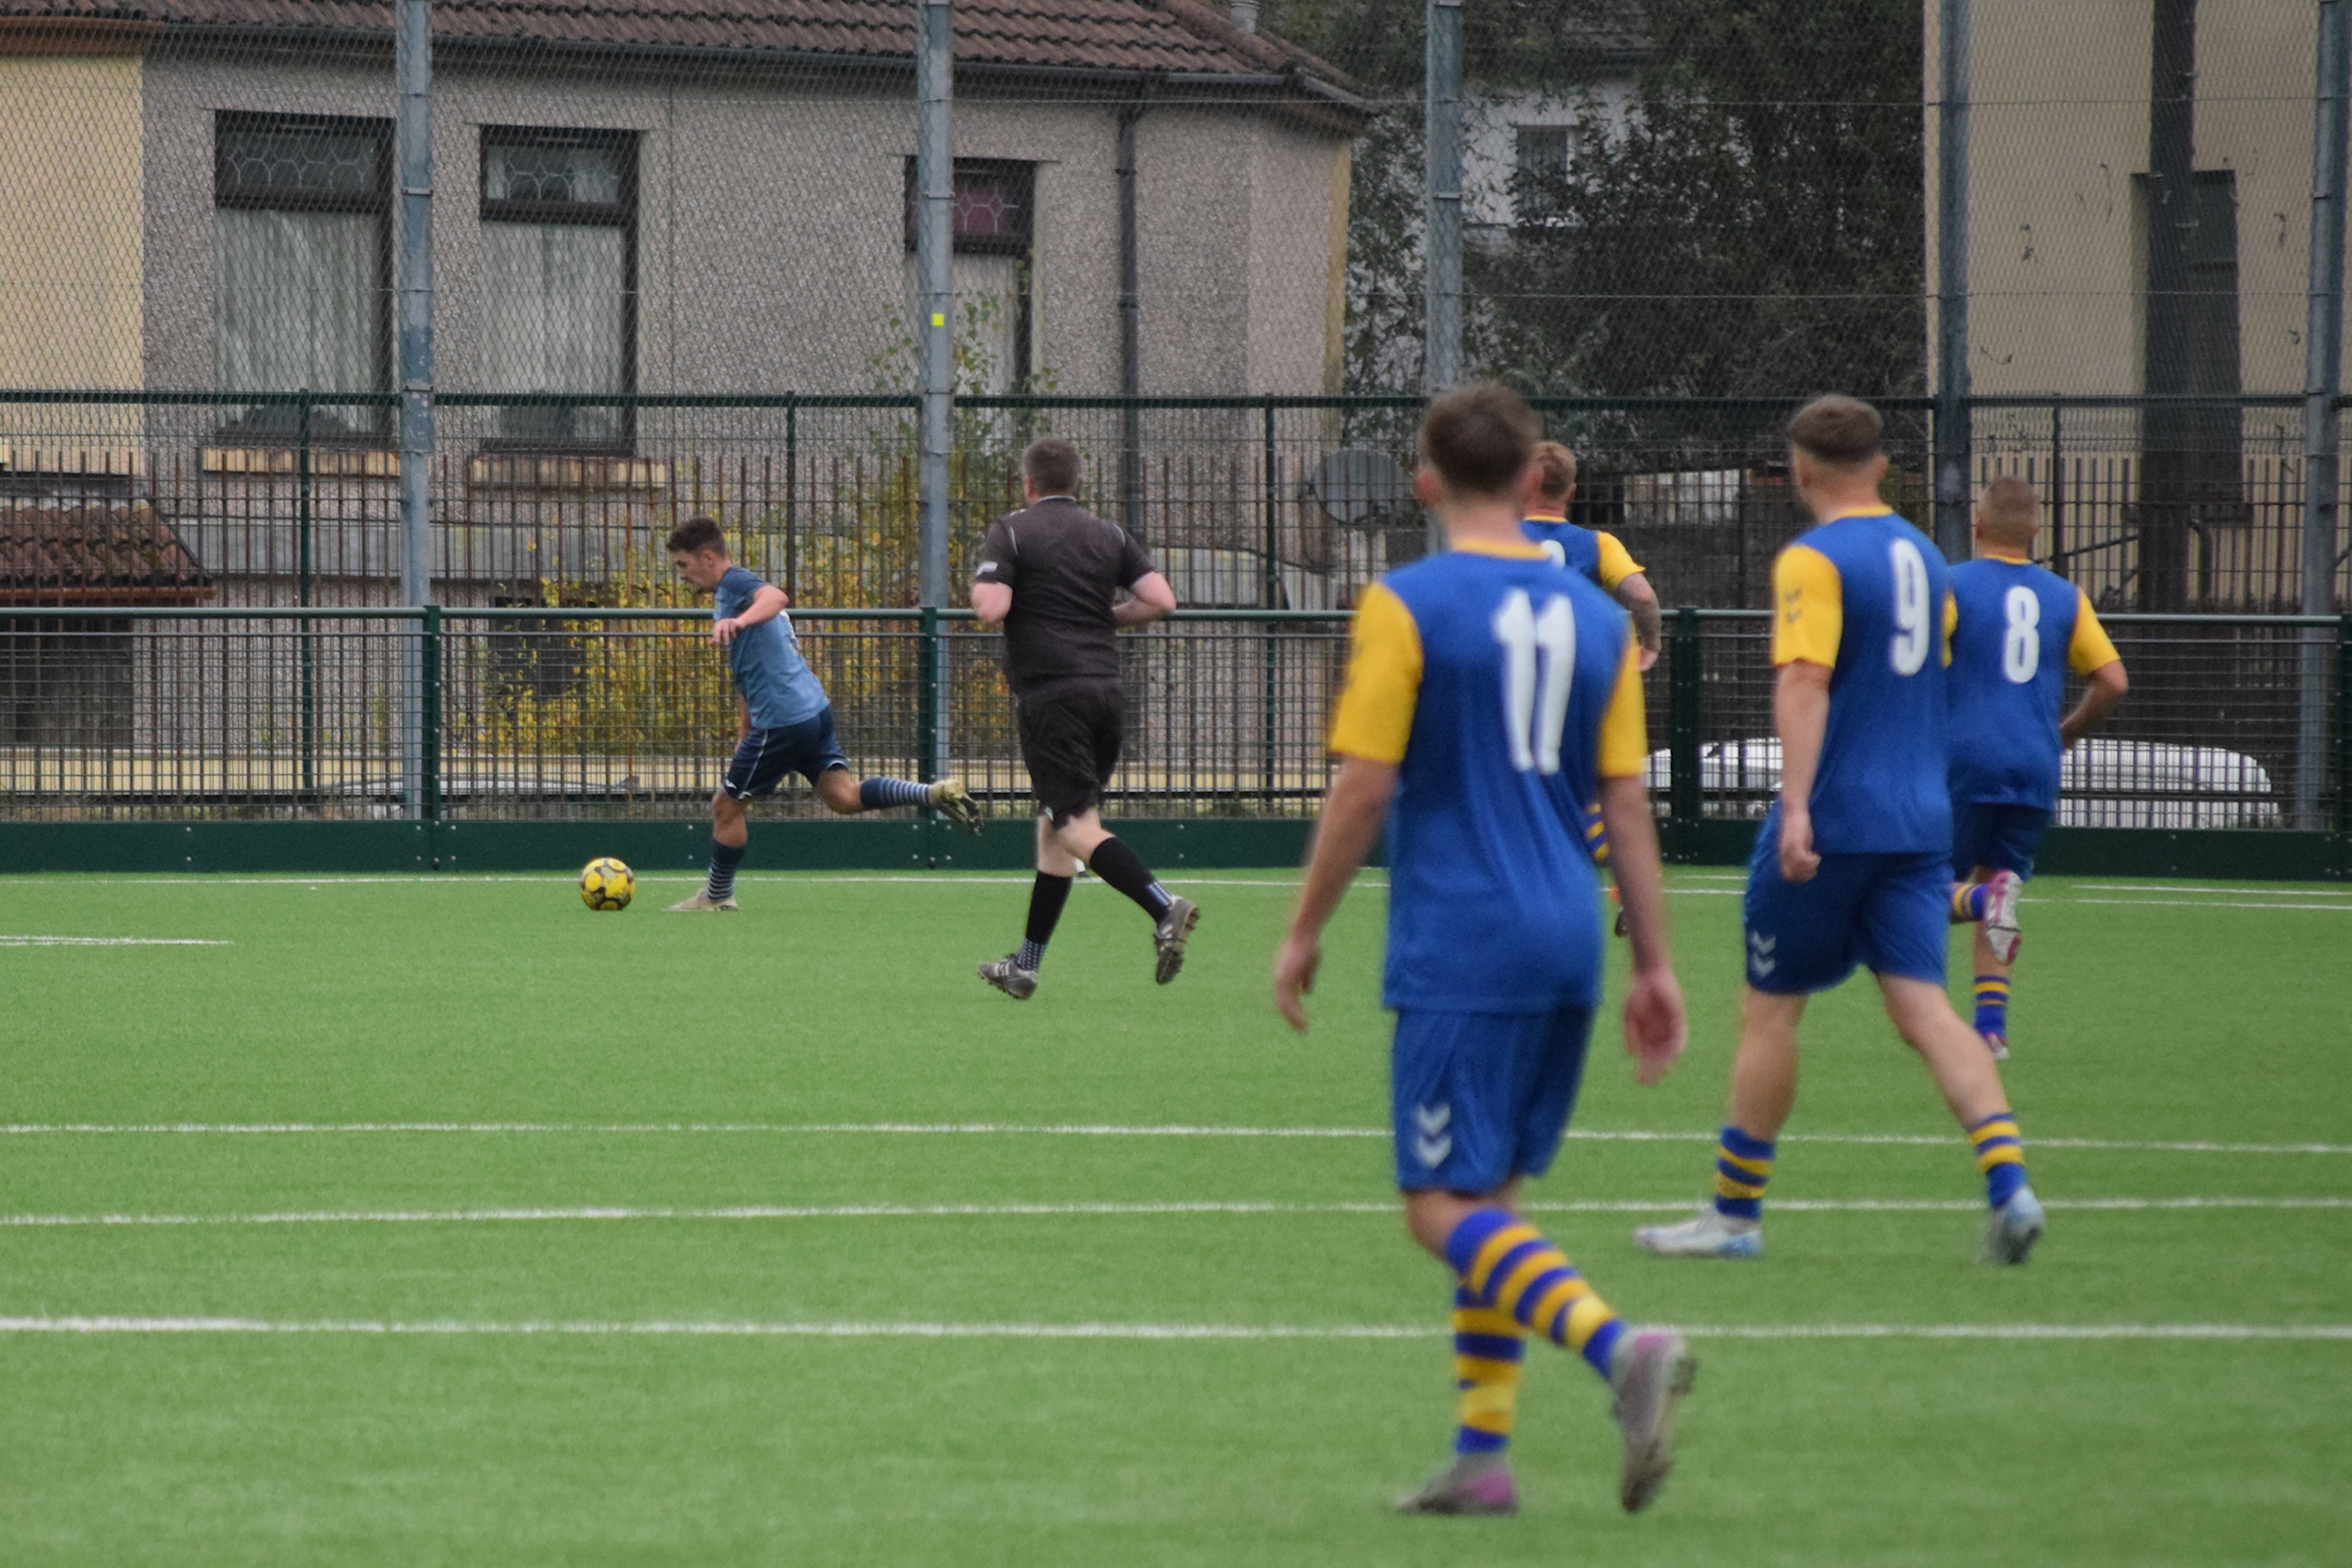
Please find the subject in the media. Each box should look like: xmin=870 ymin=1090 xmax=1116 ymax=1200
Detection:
xmin=706 ymin=839 xmax=746 ymax=900
xmin=858 ymin=776 xmax=931 ymax=810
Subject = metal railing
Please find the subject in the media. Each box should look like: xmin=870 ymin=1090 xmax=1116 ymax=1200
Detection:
xmin=1 ymin=605 xmax=2341 ymax=835
xmin=7 ymin=392 xmax=2347 ymax=618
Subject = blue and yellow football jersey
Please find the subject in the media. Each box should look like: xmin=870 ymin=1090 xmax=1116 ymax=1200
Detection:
xmin=1329 ymin=540 xmax=1648 ymax=1014
xmin=1521 ymin=514 xmax=1644 ymax=592
xmin=1772 ymin=509 xmax=1958 ymax=855
xmin=1947 ymin=552 xmax=2121 ymax=809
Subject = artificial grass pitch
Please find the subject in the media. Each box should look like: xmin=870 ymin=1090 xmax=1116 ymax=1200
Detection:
xmin=0 ymin=865 xmax=2345 ymax=1566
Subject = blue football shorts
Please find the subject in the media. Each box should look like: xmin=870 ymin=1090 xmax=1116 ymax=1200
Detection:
xmin=1950 ymin=801 xmax=2052 ymax=880
xmin=1742 ymin=806 xmax=1949 ymax=994
xmin=1391 ymin=1005 xmax=1595 ymax=1194
xmin=720 ymin=706 xmax=848 ymax=800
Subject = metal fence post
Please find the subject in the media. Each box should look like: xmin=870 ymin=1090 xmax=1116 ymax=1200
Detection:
xmin=297 ymin=389 xmax=316 ymax=802
xmin=1423 ymin=0 xmax=1463 ymax=405
xmin=784 ymin=393 xmax=799 ymax=604
xmin=1932 ymin=0 xmax=1972 ymax=562
xmin=2337 ymin=613 xmax=2352 ymax=837
xmin=395 ymin=0 xmax=437 ymax=827
xmin=1667 ymin=608 xmax=1702 ymax=860
xmin=420 ymin=605 xmax=441 ymax=823
xmin=1262 ymin=398 xmax=1279 ymax=799
xmin=917 ymin=604 xmax=941 ymax=786
xmin=2298 ymin=0 xmax=2350 ymax=831
xmin=916 ymin=0 xmax=953 ymax=791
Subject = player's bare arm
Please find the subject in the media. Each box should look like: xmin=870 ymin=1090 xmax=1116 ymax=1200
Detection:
xmin=1596 ymin=772 xmax=1686 ymax=1084
xmin=1272 ymin=754 xmax=1398 ymax=1032
xmin=2060 ymin=658 xmax=2129 ymax=747
xmin=713 ymin=583 xmax=787 ymax=647
xmin=1772 ymin=660 xmax=1830 ymax=882
xmin=971 ymin=579 xmax=1012 ymax=626
xmin=1614 ymin=573 xmax=1663 ymax=671
xmin=1112 ymin=571 xmax=1177 ymax=627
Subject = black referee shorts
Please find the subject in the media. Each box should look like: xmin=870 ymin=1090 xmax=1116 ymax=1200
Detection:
xmin=1016 ymin=678 xmax=1123 ymax=828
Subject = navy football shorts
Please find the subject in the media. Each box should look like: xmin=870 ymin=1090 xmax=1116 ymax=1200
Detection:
xmin=1391 ymin=1005 xmax=1595 ymax=1194
xmin=721 ymin=706 xmax=848 ymax=800
xmin=1950 ymin=801 xmax=2052 ymax=880
xmin=1742 ymin=805 xmax=1949 ymax=994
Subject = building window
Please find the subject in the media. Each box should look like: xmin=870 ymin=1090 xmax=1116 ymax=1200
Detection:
xmin=480 ymin=129 xmax=638 ymax=449
xmin=1512 ymin=124 xmax=1573 ymax=226
xmin=214 ymin=114 xmax=391 ymax=439
xmin=903 ymin=159 xmax=1037 ymax=388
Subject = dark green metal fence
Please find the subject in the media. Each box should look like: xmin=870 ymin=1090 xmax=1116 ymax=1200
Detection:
xmin=1 ymin=605 xmax=2340 ymax=841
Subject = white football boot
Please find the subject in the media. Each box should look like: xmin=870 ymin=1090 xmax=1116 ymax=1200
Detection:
xmin=1982 ymin=1185 xmax=2046 ymax=1265
xmin=1632 ymin=1209 xmax=1761 ymax=1259
xmin=665 ymin=890 xmax=738 ymax=912
xmin=1981 ymin=870 xmax=2025 ymax=965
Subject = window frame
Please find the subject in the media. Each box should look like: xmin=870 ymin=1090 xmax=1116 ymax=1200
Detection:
xmin=212 ymin=111 xmax=395 ymax=439
xmin=902 ymin=157 xmax=1039 ymax=386
xmin=477 ymin=126 xmax=642 ymax=453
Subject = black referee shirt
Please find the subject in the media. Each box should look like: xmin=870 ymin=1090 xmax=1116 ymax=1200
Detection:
xmin=974 ymin=497 xmax=1155 ymax=695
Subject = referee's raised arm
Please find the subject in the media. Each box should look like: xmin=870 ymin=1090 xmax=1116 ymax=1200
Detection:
xmin=968 ymin=437 xmax=1197 ymax=1002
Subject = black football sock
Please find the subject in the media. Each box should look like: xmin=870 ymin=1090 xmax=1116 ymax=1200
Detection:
xmin=1019 ymin=872 xmax=1073 ymax=971
xmin=1086 ymin=836 xmax=1174 ymax=921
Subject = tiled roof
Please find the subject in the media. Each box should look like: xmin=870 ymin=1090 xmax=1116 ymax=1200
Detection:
xmin=0 ymin=0 xmax=1360 ymax=89
xmin=0 ymin=503 xmax=213 ymax=604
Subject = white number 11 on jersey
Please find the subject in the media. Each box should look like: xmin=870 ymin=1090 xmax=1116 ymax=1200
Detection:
xmin=1492 ymin=589 xmax=1575 ymax=773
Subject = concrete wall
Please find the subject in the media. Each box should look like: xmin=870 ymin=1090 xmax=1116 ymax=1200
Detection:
xmin=0 ymin=54 xmax=143 ymax=389
xmin=1927 ymin=0 xmax=2340 ymax=396
xmin=136 ymin=51 xmax=1348 ymax=399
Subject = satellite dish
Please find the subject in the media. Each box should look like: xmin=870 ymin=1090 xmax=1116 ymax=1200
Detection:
xmin=1310 ymin=449 xmax=1412 ymax=530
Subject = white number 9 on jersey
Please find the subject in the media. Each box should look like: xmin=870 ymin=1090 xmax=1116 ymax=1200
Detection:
xmin=1493 ymin=589 xmax=1576 ymax=773
xmin=1887 ymin=538 xmax=1931 ymax=675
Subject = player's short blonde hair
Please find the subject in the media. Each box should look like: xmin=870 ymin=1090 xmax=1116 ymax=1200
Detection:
xmin=1530 ymin=441 xmax=1578 ymax=504
xmin=1978 ymin=475 xmax=2041 ymax=548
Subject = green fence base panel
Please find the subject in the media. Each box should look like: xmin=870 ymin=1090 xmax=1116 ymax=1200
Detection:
xmin=1666 ymin=817 xmax=2347 ymax=881
xmin=0 ymin=817 xmax=2338 ymax=879
xmin=0 ymin=818 xmax=1317 ymax=876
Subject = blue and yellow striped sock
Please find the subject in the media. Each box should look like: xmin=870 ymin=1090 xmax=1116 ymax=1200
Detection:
xmin=1951 ymin=881 xmax=1988 ymax=922
xmin=1974 ymin=974 xmax=2010 ymax=1036
xmin=1444 ymin=1209 xmax=1625 ymax=1382
xmin=1450 ymin=1285 xmax=1527 ymax=1455
xmin=1968 ymin=1111 xmax=2029 ymax=1208
xmin=1712 ymin=1125 xmax=1774 ymax=1220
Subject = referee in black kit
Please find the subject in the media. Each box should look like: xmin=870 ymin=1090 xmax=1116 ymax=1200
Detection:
xmin=969 ymin=436 xmax=1198 ymax=999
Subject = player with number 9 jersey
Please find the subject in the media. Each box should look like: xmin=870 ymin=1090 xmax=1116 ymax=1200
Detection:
xmin=1744 ymin=506 xmax=1958 ymax=993
xmin=1331 ymin=545 xmax=1647 ymax=1018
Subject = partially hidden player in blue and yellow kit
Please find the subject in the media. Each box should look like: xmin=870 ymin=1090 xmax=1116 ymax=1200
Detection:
xmin=1946 ymin=475 xmax=2127 ymax=1058
xmin=1631 ymin=396 xmax=2047 ymax=1267
xmin=1273 ymin=383 xmax=1695 ymax=1519
xmin=1518 ymin=440 xmax=1662 ymax=928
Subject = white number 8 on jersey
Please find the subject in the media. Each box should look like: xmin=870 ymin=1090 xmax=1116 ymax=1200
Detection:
xmin=1887 ymin=538 xmax=1931 ymax=675
xmin=2001 ymin=585 xmax=2042 ymax=683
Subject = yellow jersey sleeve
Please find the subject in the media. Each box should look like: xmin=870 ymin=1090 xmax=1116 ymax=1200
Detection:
xmin=1597 ymin=631 xmax=1649 ymax=778
xmin=1942 ymin=589 xmax=1958 ymax=668
xmin=1596 ymin=531 xmax=1645 ymax=591
xmin=1327 ymin=581 xmax=1423 ymax=762
xmin=1772 ymin=544 xmax=1842 ymax=667
xmin=2068 ymin=591 xmax=2122 ymax=674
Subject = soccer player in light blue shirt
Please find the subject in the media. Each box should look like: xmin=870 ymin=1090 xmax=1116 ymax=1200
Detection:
xmin=1945 ymin=476 xmax=2127 ymax=1056
xmin=1633 ymin=397 xmax=2046 ymax=1267
xmin=1274 ymin=382 xmax=1695 ymax=1518
xmin=662 ymin=516 xmax=979 ymax=910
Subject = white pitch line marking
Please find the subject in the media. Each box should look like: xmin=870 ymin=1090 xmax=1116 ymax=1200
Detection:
xmin=1 ymin=1196 xmax=2343 ymax=1230
xmin=0 ymin=1317 xmax=2341 ymax=1341
xmin=2066 ymin=898 xmax=2352 ymax=912
xmin=4 ymin=1123 xmax=2344 ymax=1155
xmin=0 ymin=935 xmax=230 ymax=947
xmin=2069 ymin=883 xmax=2352 ymax=898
